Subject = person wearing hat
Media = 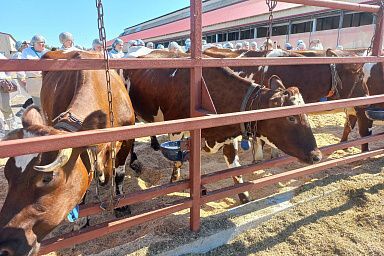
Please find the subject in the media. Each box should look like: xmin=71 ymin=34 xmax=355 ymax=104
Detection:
xmin=183 ymin=38 xmax=191 ymax=52
xmin=285 ymin=42 xmax=293 ymax=50
xmin=296 ymin=39 xmax=306 ymax=50
xmin=242 ymin=41 xmax=250 ymax=50
xmin=20 ymin=35 xmax=48 ymax=108
xmin=108 ymin=38 xmax=124 ymax=58
xmin=91 ymin=38 xmax=103 ymax=52
xmin=59 ymin=32 xmax=79 ymax=51
xmin=156 ymin=44 xmax=165 ymax=50
xmin=168 ymin=41 xmax=182 ymax=53
xmin=11 ymin=41 xmax=28 ymax=89
xmin=223 ymin=42 xmax=234 ymax=49
xmin=249 ymin=41 xmax=258 ymax=51
xmin=146 ymin=42 xmax=154 ymax=49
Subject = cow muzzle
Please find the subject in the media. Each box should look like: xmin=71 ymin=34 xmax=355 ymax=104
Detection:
xmin=309 ymin=149 xmax=322 ymax=164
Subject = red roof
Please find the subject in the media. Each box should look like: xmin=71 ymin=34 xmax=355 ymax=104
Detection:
xmin=109 ymin=0 xmax=299 ymax=45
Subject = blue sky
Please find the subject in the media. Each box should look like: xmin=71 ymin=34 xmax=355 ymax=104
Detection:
xmin=0 ymin=0 xmax=190 ymax=48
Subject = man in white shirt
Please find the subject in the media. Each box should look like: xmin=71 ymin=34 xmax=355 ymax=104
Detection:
xmin=59 ymin=32 xmax=80 ymax=51
xmin=108 ymin=38 xmax=125 ymax=58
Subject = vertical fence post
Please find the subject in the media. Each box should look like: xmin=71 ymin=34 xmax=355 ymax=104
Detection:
xmin=372 ymin=5 xmax=384 ymax=56
xmin=189 ymin=0 xmax=203 ymax=232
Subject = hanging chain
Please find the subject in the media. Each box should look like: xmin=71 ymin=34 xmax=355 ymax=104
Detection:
xmin=96 ymin=0 xmax=117 ymax=206
xmin=265 ymin=0 xmax=277 ymax=51
xmin=260 ymin=0 xmax=277 ymax=86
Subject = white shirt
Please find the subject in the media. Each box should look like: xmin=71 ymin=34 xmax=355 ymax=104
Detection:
xmin=21 ymin=47 xmax=48 ymax=78
xmin=108 ymin=49 xmax=124 ymax=59
xmin=60 ymin=45 xmax=81 ymax=52
xmin=125 ymin=46 xmax=153 ymax=58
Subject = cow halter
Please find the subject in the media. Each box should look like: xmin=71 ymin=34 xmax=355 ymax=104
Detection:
xmin=240 ymin=83 xmax=262 ymax=139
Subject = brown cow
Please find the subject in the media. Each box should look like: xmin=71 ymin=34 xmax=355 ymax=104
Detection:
xmin=0 ymin=51 xmax=136 ymax=256
xmin=124 ymin=50 xmax=322 ymax=204
xmin=204 ymin=47 xmax=369 ymax=150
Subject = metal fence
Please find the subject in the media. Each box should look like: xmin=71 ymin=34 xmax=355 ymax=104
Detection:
xmin=0 ymin=0 xmax=383 ymax=254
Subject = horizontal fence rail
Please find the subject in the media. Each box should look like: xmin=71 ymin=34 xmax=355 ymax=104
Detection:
xmin=1 ymin=56 xmax=384 ymax=71
xmin=1 ymin=94 xmax=384 ymax=158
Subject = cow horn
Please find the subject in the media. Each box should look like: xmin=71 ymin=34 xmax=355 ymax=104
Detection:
xmin=34 ymin=148 xmax=73 ymax=172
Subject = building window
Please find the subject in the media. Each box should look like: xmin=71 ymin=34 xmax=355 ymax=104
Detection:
xmin=342 ymin=12 xmax=373 ymax=28
xmin=316 ymin=15 xmax=340 ymax=31
xmin=217 ymin=33 xmax=227 ymax=42
xmin=256 ymin=27 xmax=268 ymax=38
xmin=228 ymin=31 xmax=239 ymax=41
xmin=206 ymin=34 xmax=216 ymax=43
xmin=240 ymin=28 xmax=255 ymax=39
xmin=272 ymin=24 xmax=288 ymax=36
xmin=291 ymin=21 xmax=312 ymax=34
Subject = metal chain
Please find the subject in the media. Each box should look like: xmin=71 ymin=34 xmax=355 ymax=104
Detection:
xmin=265 ymin=0 xmax=277 ymax=51
xmin=95 ymin=0 xmax=117 ymax=205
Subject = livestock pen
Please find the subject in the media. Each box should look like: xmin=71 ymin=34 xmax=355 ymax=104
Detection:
xmin=0 ymin=0 xmax=384 ymax=255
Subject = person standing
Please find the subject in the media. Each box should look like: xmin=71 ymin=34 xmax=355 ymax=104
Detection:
xmin=11 ymin=41 xmax=28 ymax=90
xmin=0 ymin=54 xmax=19 ymax=134
xmin=91 ymin=39 xmax=103 ymax=52
xmin=21 ymin=35 xmax=48 ymax=108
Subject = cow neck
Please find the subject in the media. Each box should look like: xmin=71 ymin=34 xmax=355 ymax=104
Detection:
xmin=239 ymin=83 xmax=262 ymax=137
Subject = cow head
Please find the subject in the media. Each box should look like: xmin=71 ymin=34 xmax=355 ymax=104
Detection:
xmin=259 ymin=76 xmax=322 ymax=164
xmin=0 ymin=107 xmax=107 ymax=256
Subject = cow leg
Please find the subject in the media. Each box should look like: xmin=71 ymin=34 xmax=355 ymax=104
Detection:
xmin=129 ymin=140 xmax=143 ymax=175
xmin=114 ymin=140 xmax=134 ymax=218
xmin=223 ymin=140 xmax=251 ymax=204
xmin=150 ymin=136 xmax=161 ymax=151
xmin=356 ymin=108 xmax=373 ymax=152
xmin=341 ymin=114 xmax=357 ymax=142
xmin=170 ymin=161 xmax=182 ymax=182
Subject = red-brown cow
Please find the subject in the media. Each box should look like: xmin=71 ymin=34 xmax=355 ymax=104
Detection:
xmin=124 ymin=50 xmax=322 ymax=204
xmin=0 ymin=51 xmax=136 ymax=256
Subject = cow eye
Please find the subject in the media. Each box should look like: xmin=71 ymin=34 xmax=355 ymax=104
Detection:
xmin=287 ymin=116 xmax=296 ymax=123
xmin=42 ymin=173 xmax=54 ymax=184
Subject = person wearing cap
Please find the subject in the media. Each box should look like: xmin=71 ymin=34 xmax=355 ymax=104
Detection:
xmin=285 ymin=42 xmax=293 ymax=50
xmin=223 ymin=42 xmax=234 ymax=49
xmin=146 ymin=42 xmax=154 ymax=49
xmin=108 ymin=38 xmax=124 ymax=58
xmin=59 ymin=32 xmax=79 ymax=51
xmin=296 ymin=39 xmax=306 ymax=50
xmin=92 ymin=38 xmax=103 ymax=52
xmin=250 ymin=41 xmax=258 ymax=51
xmin=168 ymin=41 xmax=182 ymax=53
xmin=235 ymin=42 xmax=243 ymax=50
xmin=11 ymin=41 xmax=28 ymax=88
xmin=156 ymin=44 xmax=165 ymax=50
xmin=20 ymin=35 xmax=48 ymax=108
xmin=184 ymin=38 xmax=191 ymax=52
xmin=242 ymin=41 xmax=250 ymax=50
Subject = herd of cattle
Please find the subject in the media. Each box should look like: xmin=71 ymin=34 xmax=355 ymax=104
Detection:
xmin=0 ymin=47 xmax=382 ymax=256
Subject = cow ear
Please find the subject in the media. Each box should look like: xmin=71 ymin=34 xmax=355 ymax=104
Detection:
xmin=326 ymin=48 xmax=338 ymax=57
xmin=22 ymin=106 xmax=45 ymax=129
xmin=268 ymin=75 xmax=286 ymax=91
xmin=80 ymin=110 xmax=107 ymax=131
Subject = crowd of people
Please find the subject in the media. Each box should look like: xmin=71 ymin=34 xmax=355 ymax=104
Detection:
xmin=0 ymin=30 xmax=334 ymax=136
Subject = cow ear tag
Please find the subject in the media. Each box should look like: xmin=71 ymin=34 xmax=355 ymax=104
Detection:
xmin=67 ymin=205 xmax=79 ymax=222
xmin=241 ymin=137 xmax=250 ymax=151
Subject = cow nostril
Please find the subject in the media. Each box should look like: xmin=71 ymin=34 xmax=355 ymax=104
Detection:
xmin=0 ymin=249 xmax=12 ymax=256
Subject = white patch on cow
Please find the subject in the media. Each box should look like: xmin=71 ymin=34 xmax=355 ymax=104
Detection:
xmin=253 ymin=138 xmax=264 ymax=161
xmin=233 ymin=71 xmax=245 ymax=77
xmin=153 ymin=107 xmax=165 ymax=122
xmin=363 ymin=63 xmax=375 ymax=85
xmin=169 ymin=131 xmax=190 ymax=141
xmin=204 ymin=140 xmax=225 ymax=154
xmin=170 ymin=69 xmax=178 ymax=77
xmin=266 ymin=49 xmax=286 ymax=57
xmin=224 ymin=154 xmax=240 ymax=168
xmin=259 ymin=135 xmax=277 ymax=149
xmin=291 ymin=93 xmax=305 ymax=105
xmin=14 ymin=131 xmax=39 ymax=173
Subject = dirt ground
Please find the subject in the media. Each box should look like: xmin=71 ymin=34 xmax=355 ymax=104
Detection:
xmin=1 ymin=104 xmax=384 ymax=255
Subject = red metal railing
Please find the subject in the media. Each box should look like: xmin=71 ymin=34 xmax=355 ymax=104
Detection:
xmin=0 ymin=0 xmax=383 ymax=255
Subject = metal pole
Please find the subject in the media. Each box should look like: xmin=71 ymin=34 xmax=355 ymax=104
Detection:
xmin=189 ymin=0 xmax=202 ymax=232
xmin=372 ymin=5 xmax=384 ymax=56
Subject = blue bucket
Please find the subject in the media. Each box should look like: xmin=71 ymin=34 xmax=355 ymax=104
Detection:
xmin=160 ymin=141 xmax=190 ymax=162
xmin=365 ymin=107 xmax=384 ymax=121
